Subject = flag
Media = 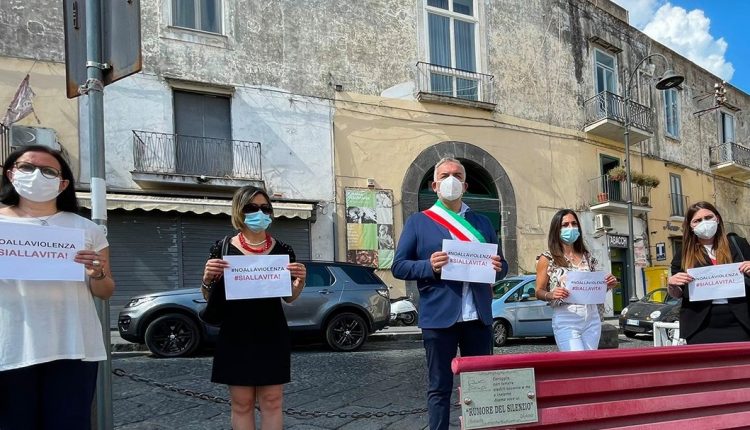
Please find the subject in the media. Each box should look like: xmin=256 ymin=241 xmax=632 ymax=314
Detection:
xmin=2 ymin=74 xmax=39 ymax=126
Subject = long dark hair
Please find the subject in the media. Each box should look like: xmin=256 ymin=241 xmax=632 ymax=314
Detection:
xmin=0 ymin=145 xmax=79 ymax=212
xmin=547 ymin=209 xmax=588 ymax=267
xmin=681 ymin=201 xmax=731 ymax=268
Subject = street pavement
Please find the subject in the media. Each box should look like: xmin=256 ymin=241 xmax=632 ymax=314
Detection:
xmin=111 ymin=324 xmax=652 ymax=430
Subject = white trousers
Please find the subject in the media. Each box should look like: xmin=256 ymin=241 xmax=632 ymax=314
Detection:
xmin=552 ymin=304 xmax=601 ymax=351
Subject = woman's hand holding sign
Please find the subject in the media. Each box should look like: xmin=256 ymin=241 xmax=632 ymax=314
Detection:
xmin=74 ymin=248 xmax=114 ymax=298
xmin=285 ymin=262 xmax=307 ymax=303
xmin=605 ymin=274 xmax=618 ymax=290
xmin=204 ymin=258 xmax=230 ymax=284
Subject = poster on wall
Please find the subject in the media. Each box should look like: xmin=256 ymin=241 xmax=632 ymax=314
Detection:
xmin=345 ymin=188 xmax=394 ymax=269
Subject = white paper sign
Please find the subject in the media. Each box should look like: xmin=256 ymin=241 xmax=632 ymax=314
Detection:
xmin=223 ymin=255 xmax=292 ymax=300
xmin=565 ymin=271 xmax=608 ymax=304
xmin=440 ymin=239 xmax=497 ymax=284
xmin=687 ymin=263 xmax=746 ymax=302
xmin=0 ymin=223 xmax=85 ymax=281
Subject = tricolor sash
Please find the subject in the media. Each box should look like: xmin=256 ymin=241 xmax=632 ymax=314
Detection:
xmin=422 ymin=200 xmax=486 ymax=243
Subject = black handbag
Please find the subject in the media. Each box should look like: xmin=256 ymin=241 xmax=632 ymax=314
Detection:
xmin=198 ymin=236 xmax=231 ymax=326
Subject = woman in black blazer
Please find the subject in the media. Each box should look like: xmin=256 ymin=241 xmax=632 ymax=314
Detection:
xmin=668 ymin=201 xmax=750 ymax=344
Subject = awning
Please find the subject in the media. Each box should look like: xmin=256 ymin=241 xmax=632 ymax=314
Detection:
xmin=76 ymin=192 xmax=315 ymax=220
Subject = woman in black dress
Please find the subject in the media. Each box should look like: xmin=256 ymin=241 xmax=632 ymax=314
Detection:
xmin=202 ymin=185 xmax=306 ymax=430
xmin=667 ymin=201 xmax=750 ymax=344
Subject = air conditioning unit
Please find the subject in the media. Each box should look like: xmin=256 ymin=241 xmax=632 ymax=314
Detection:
xmin=10 ymin=125 xmax=60 ymax=150
xmin=594 ymin=214 xmax=612 ymax=231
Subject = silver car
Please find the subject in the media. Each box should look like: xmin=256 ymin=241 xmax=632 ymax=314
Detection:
xmin=491 ymin=275 xmax=553 ymax=346
xmin=118 ymin=261 xmax=390 ymax=357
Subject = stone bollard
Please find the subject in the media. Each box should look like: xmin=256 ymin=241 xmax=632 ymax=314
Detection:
xmin=598 ymin=323 xmax=620 ymax=349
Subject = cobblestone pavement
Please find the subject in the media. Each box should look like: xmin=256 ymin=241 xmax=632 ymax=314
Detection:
xmin=113 ymin=335 xmax=652 ymax=429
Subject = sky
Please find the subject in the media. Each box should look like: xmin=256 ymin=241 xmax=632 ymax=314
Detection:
xmin=611 ymin=0 xmax=750 ymax=94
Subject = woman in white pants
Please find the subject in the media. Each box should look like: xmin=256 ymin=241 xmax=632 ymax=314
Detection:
xmin=535 ymin=209 xmax=618 ymax=351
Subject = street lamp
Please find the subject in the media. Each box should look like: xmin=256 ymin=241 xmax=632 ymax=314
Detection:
xmin=623 ymin=53 xmax=684 ymax=302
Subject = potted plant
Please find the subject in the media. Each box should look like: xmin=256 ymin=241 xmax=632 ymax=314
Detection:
xmin=642 ymin=175 xmax=661 ymax=188
xmin=607 ymin=166 xmax=627 ymax=182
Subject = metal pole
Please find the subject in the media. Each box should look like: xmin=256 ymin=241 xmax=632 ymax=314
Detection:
xmin=85 ymin=0 xmax=112 ymax=428
xmin=624 ymin=86 xmax=638 ymax=303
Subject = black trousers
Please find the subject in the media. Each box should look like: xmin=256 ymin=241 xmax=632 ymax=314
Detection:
xmin=687 ymin=304 xmax=750 ymax=345
xmin=423 ymin=320 xmax=492 ymax=430
xmin=0 ymin=359 xmax=99 ymax=430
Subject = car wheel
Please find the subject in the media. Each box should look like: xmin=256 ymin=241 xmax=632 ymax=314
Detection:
xmin=624 ymin=331 xmax=637 ymax=339
xmin=401 ymin=311 xmax=418 ymax=326
xmin=492 ymin=320 xmax=509 ymax=347
xmin=144 ymin=313 xmax=201 ymax=358
xmin=325 ymin=312 xmax=367 ymax=352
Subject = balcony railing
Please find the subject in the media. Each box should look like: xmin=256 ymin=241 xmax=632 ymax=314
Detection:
xmin=583 ymin=91 xmax=654 ymax=133
xmin=669 ymin=193 xmax=689 ymax=217
xmin=589 ymin=174 xmax=652 ymax=206
xmin=709 ymin=142 xmax=750 ymax=168
xmin=133 ymin=130 xmax=262 ymax=180
xmin=416 ymin=62 xmax=495 ymax=105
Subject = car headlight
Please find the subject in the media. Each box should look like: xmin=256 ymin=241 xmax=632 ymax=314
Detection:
xmin=621 ymin=307 xmax=628 ymax=316
xmin=650 ymin=310 xmax=662 ymax=319
xmin=126 ymin=297 xmax=156 ymax=308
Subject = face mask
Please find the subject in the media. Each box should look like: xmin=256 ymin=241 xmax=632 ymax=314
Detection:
xmin=560 ymin=227 xmax=580 ymax=245
xmin=438 ymin=176 xmax=464 ymax=202
xmin=244 ymin=211 xmax=272 ymax=232
xmin=11 ymin=169 xmax=62 ymax=203
xmin=693 ymin=219 xmax=718 ymax=240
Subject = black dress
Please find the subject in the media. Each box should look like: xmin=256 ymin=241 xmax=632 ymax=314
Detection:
xmin=210 ymin=238 xmax=296 ymax=386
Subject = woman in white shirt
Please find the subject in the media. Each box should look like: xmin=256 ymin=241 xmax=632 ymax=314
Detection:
xmin=0 ymin=146 xmax=115 ymax=430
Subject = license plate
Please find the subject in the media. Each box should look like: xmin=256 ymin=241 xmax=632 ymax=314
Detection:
xmin=627 ymin=319 xmax=639 ymax=326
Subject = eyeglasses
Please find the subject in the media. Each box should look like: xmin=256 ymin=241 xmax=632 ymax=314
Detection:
xmin=242 ymin=203 xmax=273 ymax=215
xmin=13 ymin=162 xmax=62 ymax=179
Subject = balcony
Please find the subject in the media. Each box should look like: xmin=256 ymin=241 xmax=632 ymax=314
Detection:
xmin=709 ymin=142 xmax=750 ymax=181
xmin=583 ymin=91 xmax=654 ymax=144
xmin=132 ymin=130 xmax=263 ymax=190
xmin=588 ymin=174 xmax=653 ymax=215
xmin=669 ymin=193 xmax=689 ymax=219
xmin=415 ymin=62 xmax=496 ymax=110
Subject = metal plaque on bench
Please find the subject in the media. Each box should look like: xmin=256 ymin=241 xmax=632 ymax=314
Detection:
xmin=460 ymin=368 xmax=538 ymax=429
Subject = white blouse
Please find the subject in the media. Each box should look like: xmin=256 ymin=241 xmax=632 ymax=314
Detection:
xmin=0 ymin=212 xmax=109 ymax=371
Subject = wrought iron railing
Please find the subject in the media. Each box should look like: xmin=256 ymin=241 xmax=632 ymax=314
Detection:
xmin=589 ymin=174 xmax=652 ymax=207
xmin=709 ymin=142 xmax=750 ymax=168
xmin=669 ymin=193 xmax=688 ymax=217
xmin=132 ymin=130 xmax=262 ymax=180
xmin=415 ymin=62 xmax=495 ymax=104
xmin=583 ymin=91 xmax=654 ymax=133
xmin=0 ymin=123 xmax=10 ymax=163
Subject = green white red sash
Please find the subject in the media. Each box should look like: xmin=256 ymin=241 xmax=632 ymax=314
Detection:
xmin=422 ymin=200 xmax=486 ymax=243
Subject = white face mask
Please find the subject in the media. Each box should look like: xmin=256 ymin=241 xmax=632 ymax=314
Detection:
xmin=11 ymin=169 xmax=62 ymax=203
xmin=438 ymin=175 xmax=464 ymax=202
xmin=693 ymin=219 xmax=719 ymax=240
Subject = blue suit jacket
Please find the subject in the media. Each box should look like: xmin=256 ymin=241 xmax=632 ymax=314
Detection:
xmin=392 ymin=209 xmax=508 ymax=329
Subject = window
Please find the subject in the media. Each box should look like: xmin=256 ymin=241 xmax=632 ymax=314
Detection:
xmin=173 ymin=90 xmax=231 ymax=176
xmin=172 ymin=0 xmax=222 ymax=33
xmin=594 ymin=49 xmax=617 ymax=94
xmin=664 ymin=88 xmax=680 ymax=138
xmin=304 ymin=265 xmax=334 ymax=288
xmin=721 ymin=112 xmax=735 ymax=143
xmin=340 ymin=265 xmax=383 ymax=285
xmin=426 ymin=0 xmax=478 ymax=99
xmin=669 ymin=174 xmax=684 ymax=217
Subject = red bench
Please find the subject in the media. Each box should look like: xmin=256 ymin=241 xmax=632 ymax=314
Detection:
xmin=452 ymin=343 xmax=750 ymax=429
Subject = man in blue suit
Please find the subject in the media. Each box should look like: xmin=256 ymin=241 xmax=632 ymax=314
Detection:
xmin=392 ymin=157 xmax=508 ymax=430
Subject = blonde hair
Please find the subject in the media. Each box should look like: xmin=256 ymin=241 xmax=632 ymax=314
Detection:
xmin=230 ymin=186 xmax=272 ymax=230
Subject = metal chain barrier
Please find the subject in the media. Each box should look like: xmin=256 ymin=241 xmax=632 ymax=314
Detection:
xmin=112 ymin=368 xmax=457 ymax=419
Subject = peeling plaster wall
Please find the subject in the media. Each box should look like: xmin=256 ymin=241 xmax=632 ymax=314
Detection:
xmin=139 ymin=0 xmax=418 ymax=98
xmin=0 ymin=0 xmax=63 ymax=62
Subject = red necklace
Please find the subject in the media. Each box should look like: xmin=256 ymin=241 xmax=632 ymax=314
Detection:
xmin=238 ymin=233 xmax=272 ymax=253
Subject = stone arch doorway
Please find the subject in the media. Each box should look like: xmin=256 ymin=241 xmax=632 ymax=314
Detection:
xmin=400 ymin=141 xmax=518 ymax=273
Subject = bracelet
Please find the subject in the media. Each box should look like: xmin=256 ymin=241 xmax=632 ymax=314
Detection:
xmin=201 ymin=282 xmax=213 ymax=291
xmin=90 ymin=270 xmax=107 ymax=280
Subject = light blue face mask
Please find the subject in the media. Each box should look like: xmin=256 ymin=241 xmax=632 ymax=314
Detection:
xmin=560 ymin=227 xmax=580 ymax=245
xmin=244 ymin=211 xmax=272 ymax=232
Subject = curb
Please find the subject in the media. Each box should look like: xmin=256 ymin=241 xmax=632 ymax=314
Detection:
xmin=369 ymin=332 xmax=423 ymax=342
